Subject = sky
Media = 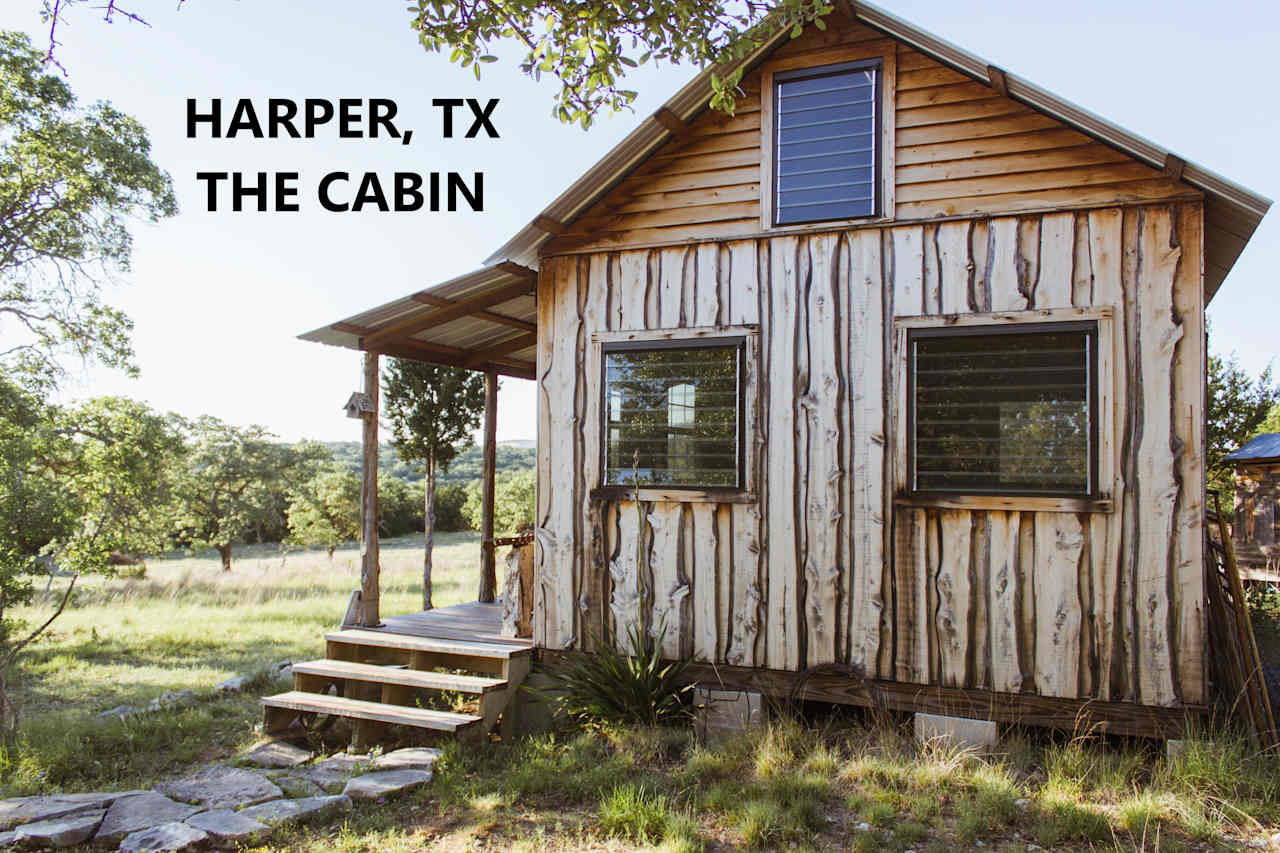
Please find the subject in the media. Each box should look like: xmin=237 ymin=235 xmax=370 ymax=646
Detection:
xmin=4 ymin=0 xmax=1277 ymax=444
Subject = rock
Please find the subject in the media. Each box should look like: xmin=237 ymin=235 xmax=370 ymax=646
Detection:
xmin=371 ymin=747 xmax=442 ymax=771
xmin=155 ymin=765 xmax=282 ymax=810
xmin=147 ymin=690 xmax=196 ymax=712
xmin=185 ymin=810 xmax=269 ymax=848
xmin=93 ymin=792 xmax=201 ymax=848
xmin=0 ymin=792 xmax=142 ymax=832
xmin=0 ymin=830 xmax=13 ymax=847
xmin=342 ymin=770 xmax=433 ymax=800
xmin=238 ymin=795 xmax=351 ymax=827
xmin=12 ymin=810 xmax=105 ymax=848
xmin=117 ymin=821 xmax=208 ymax=852
xmin=301 ymin=754 xmax=372 ymax=794
xmin=855 ymin=822 xmax=871 ymax=831
xmin=275 ymin=775 xmax=325 ymax=799
xmin=215 ymin=675 xmax=250 ymax=695
xmin=95 ymin=705 xmax=137 ymax=720
xmin=269 ymin=661 xmax=293 ymax=681
xmin=1015 ymin=798 xmax=1030 ymax=809
xmin=238 ymin=740 xmax=312 ymax=769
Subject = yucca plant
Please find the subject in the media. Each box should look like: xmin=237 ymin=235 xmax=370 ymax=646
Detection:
xmin=536 ymin=618 xmax=695 ymax=726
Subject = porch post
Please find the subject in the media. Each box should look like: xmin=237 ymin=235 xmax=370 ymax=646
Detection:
xmin=478 ymin=369 xmax=498 ymax=602
xmin=359 ymin=350 xmax=381 ymax=626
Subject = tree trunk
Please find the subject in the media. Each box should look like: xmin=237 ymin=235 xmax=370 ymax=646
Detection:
xmin=423 ymin=452 xmax=436 ymax=611
xmin=217 ymin=543 xmax=233 ymax=572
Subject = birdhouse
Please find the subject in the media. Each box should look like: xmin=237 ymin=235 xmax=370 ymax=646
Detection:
xmin=343 ymin=391 xmax=374 ymax=419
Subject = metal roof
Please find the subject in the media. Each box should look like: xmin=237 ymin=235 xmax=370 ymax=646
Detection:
xmin=303 ymin=0 xmax=1270 ymax=371
xmin=1226 ymin=434 xmax=1280 ymax=463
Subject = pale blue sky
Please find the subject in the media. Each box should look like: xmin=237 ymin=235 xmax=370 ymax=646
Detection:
xmin=4 ymin=0 xmax=1276 ymax=443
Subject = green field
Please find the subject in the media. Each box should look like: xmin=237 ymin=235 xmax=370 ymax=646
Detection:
xmin=3 ymin=533 xmax=480 ymax=796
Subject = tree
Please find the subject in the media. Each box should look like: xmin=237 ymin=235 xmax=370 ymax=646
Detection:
xmin=1207 ymin=349 xmax=1280 ymax=503
xmin=464 ymin=470 xmax=535 ymax=536
xmin=0 ymin=383 xmax=181 ymax=731
xmin=0 ymin=30 xmax=176 ymax=388
xmin=171 ymin=417 xmax=324 ymax=571
xmin=383 ymin=360 xmax=485 ymax=609
xmin=287 ymin=465 xmax=362 ymax=559
xmin=410 ymin=0 xmax=834 ymax=127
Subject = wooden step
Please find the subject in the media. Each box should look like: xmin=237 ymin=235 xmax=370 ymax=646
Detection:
xmin=293 ymin=659 xmax=505 ymax=694
xmin=262 ymin=690 xmax=481 ymax=733
xmin=325 ymin=629 xmax=531 ymax=660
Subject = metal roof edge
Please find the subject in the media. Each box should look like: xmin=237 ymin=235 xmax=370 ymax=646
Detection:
xmin=483 ymin=0 xmax=1269 ymax=281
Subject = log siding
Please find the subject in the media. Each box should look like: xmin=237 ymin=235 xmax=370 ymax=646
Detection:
xmin=534 ymin=202 xmax=1206 ymax=708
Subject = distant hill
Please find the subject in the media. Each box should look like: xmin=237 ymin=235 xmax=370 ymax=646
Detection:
xmin=323 ymin=440 xmax=536 ymax=484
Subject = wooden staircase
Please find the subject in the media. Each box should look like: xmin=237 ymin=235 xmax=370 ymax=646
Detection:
xmin=262 ymin=626 xmax=532 ymax=746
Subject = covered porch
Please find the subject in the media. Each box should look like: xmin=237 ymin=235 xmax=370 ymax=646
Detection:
xmin=300 ymin=261 xmax=540 ymax=632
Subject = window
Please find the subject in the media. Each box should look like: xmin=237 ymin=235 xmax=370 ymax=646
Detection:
xmin=908 ymin=323 xmax=1097 ymax=497
xmin=772 ymin=59 xmax=880 ymax=226
xmin=602 ymin=340 xmax=742 ymax=488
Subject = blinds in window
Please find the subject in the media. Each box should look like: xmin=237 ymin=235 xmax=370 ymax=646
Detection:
xmin=603 ymin=344 xmax=740 ymax=488
xmin=773 ymin=60 xmax=879 ymax=225
xmin=910 ymin=326 xmax=1095 ymax=496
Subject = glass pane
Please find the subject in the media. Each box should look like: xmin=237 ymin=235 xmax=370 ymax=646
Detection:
xmin=774 ymin=65 xmax=877 ymax=225
xmin=912 ymin=329 xmax=1091 ymax=495
xmin=604 ymin=346 xmax=739 ymax=487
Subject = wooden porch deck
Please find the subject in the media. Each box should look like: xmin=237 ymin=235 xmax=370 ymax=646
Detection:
xmin=371 ymin=600 xmax=534 ymax=649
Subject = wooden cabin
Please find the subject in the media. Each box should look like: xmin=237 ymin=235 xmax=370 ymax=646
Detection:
xmin=292 ymin=1 xmax=1271 ymax=741
xmin=1228 ymin=434 xmax=1280 ymax=579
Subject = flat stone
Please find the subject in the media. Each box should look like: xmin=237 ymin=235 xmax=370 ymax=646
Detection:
xmin=237 ymin=740 xmax=312 ymax=769
xmin=13 ymin=809 xmax=105 ymax=848
xmin=0 ymin=791 xmax=141 ymax=831
xmin=301 ymin=754 xmax=373 ymax=793
xmin=146 ymin=689 xmax=196 ymax=711
xmin=342 ymin=769 xmax=433 ymax=800
xmin=118 ymin=821 xmax=208 ymax=852
xmin=95 ymin=704 xmax=137 ymax=720
xmin=371 ymin=747 xmax=442 ymax=771
xmin=238 ymin=795 xmax=351 ymax=827
xmin=914 ymin=712 xmax=998 ymax=750
xmin=93 ymin=792 xmax=201 ymax=848
xmin=215 ymin=675 xmax=250 ymax=695
xmin=275 ymin=775 xmax=325 ymax=799
xmin=185 ymin=809 xmax=270 ymax=847
xmin=155 ymin=764 xmax=282 ymax=810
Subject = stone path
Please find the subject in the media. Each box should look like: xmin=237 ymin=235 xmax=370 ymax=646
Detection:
xmin=0 ymin=744 xmax=441 ymax=850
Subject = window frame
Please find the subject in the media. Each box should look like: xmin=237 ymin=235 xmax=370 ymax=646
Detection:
xmin=759 ymin=41 xmax=897 ymax=233
xmin=770 ymin=58 xmax=884 ymax=226
xmin=590 ymin=326 xmax=758 ymax=503
xmin=893 ymin=308 xmax=1116 ymax=514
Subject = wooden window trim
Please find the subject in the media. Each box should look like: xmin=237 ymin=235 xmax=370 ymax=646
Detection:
xmin=591 ymin=325 xmax=760 ymax=503
xmin=892 ymin=307 xmax=1117 ymax=514
xmin=760 ymin=40 xmax=897 ymax=232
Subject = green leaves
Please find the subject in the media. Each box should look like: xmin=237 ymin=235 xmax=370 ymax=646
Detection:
xmin=408 ymin=0 xmax=835 ymax=126
xmin=0 ymin=30 xmax=176 ymax=388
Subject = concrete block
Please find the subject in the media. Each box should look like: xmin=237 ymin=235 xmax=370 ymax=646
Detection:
xmin=914 ymin=712 xmax=997 ymax=750
xmin=510 ymin=670 xmax=560 ymax=737
xmin=695 ymin=687 xmax=764 ymax=741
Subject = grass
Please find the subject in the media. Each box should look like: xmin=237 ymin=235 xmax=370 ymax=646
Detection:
xmin=2 ymin=532 xmax=480 ymax=795
xmin=3 ymin=533 xmax=1280 ymax=851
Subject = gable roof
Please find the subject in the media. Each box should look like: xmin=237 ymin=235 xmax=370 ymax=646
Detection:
xmin=1226 ymin=434 xmax=1280 ymax=463
xmin=302 ymin=0 xmax=1270 ymax=367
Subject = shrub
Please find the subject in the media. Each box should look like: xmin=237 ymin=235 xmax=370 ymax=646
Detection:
xmin=463 ymin=470 xmax=534 ymax=534
xmin=434 ymin=484 xmax=471 ymax=531
xmin=536 ymin=620 xmax=694 ymax=726
xmin=598 ymin=782 xmax=672 ymax=843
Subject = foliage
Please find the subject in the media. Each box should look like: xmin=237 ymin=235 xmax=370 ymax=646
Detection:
xmin=1207 ymin=346 xmax=1280 ymax=503
xmin=0 ymin=381 xmax=181 ymax=732
xmin=377 ymin=475 xmax=425 ymax=538
xmin=170 ymin=416 xmax=325 ymax=570
xmin=408 ymin=0 xmax=834 ymax=127
xmin=464 ymin=469 xmax=535 ymax=534
xmin=537 ymin=620 xmax=694 ymax=727
xmin=0 ymin=30 xmax=176 ymax=387
xmin=382 ymin=361 xmax=486 ymax=474
xmin=286 ymin=466 xmax=361 ymax=557
xmin=321 ymin=440 xmax=536 ymax=485
xmin=435 ymin=483 xmax=470 ymax=531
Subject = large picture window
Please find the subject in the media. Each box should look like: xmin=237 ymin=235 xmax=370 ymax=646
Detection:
xmin=772 ymin=59 xmax=880 ymax=226
xmin=908 ymin=323 xmax=1097 ymax=497
xmin=601 ymin=340 xmax=742 ymax=489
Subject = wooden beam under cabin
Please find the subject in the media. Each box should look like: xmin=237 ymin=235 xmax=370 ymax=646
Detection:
xmin=409 ymin=293 xmax=536 ymax=333
xmin=362 ymin=279 xmax=535 ymax=349
xmin=359 ymin=351 xmax=381 ymax=627
xmin=477 ymin=371 xmax=499 ymax=603
xmin=465 ymin=332 xmax=538 ymax=368
xmin=377 ymin=339 xmax=536 ymax=380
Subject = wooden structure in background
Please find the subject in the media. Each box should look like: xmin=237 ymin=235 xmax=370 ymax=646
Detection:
xmin=1227 ymin=434 xmax=1280 ymax=577
xmin=301 ymin=0 xmax=1271 ymax=739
